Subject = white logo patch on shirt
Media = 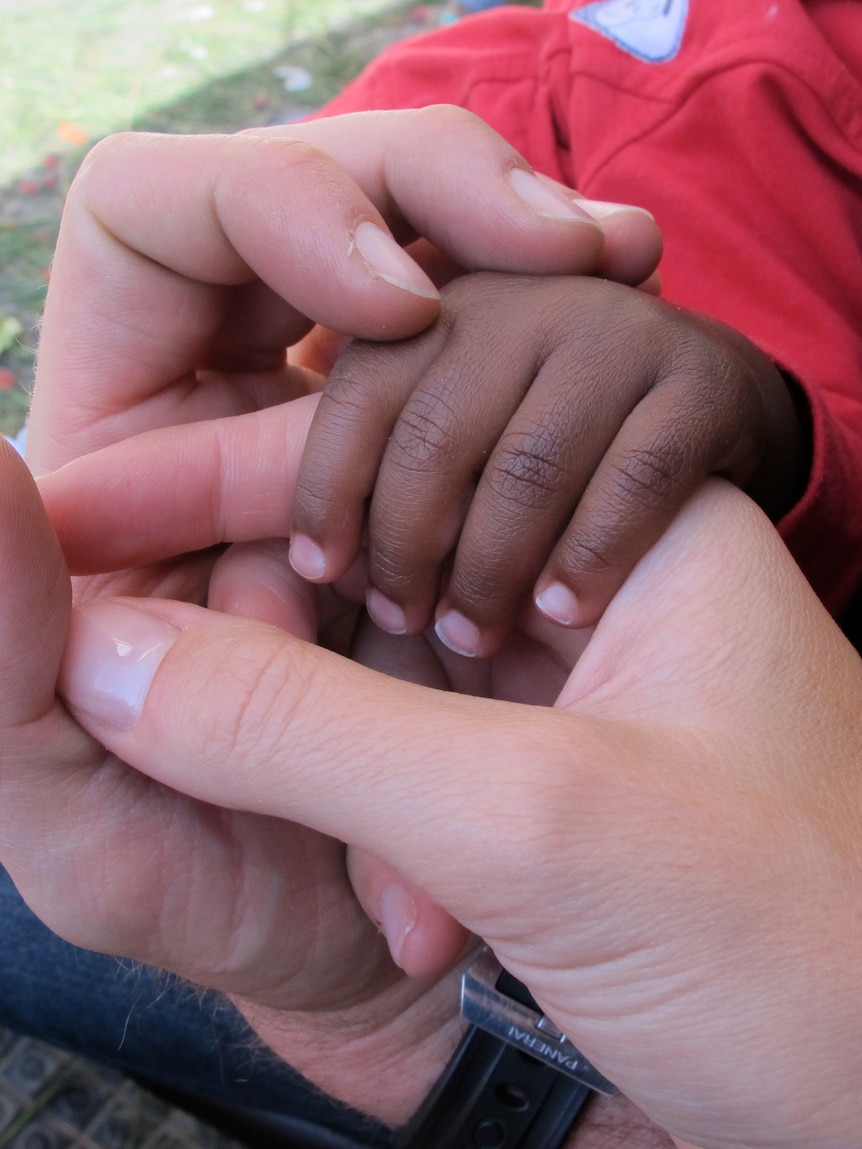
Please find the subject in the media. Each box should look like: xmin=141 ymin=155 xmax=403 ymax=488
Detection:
xmin=570 ymin=0 xmax=689 ymax=63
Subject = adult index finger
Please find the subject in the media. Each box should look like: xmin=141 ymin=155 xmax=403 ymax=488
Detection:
xmin=31 ymin=111 xmax=657 ymax=474
xmin=278 ymin=108 xmax=661 ymax=283
xmin=28 ymin=129 xmax=440 ymax=473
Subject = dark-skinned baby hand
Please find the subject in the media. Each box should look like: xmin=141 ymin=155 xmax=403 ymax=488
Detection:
xmin=290 ymin=272 xmax=806 ymax=656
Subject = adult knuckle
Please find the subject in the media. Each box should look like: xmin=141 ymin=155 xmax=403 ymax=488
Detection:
xmin=203 ymin=639 xmax=315 ymax=771
xmin=70 ymin=133 xmax=118 ymax=181
xmin=66 ymin=132 xmax=137 ymax=209
xmin=241 ymin=134 xmax=328 ymax=183
xmin=415 ymin=103 xmax=487 ymax=139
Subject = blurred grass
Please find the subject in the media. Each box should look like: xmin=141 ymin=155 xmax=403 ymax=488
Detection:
xmin=0 ymin=0 xmax=425 ymax=412
xmin=0 ymin=218 xmax=52 ymax=397
xmin=0 ymin=0 xmax=403 ymax=186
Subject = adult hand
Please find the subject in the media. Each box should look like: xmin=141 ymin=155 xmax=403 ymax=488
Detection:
xmin=29 ymin=106 xmax=661 ymax=653
xmin=0 ymin=437 xmax=420 ymax=1017
xmin=51 ymin=474 xmax=862 ymax=1149
xmin=28 ymin=107 xmax=660 ymax=483
xmin=7 ymin=423 xmax=668 ymax=1147
xmin=26 ymin=108 xmax=662 ymax=991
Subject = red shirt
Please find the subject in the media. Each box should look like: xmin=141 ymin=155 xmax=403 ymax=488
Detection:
xmin=321 ymin=0 xmax=862 ymax=615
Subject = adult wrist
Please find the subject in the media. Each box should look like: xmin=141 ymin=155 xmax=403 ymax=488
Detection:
xmin=234 ymin=960 xmax=680 ymax=1149
xmin=233 ymin=964 xmax=467 ymax=1127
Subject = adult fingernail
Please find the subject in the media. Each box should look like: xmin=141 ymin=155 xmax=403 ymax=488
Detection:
xmin=366 ymin=588 xmax=407 ymax=636
xmin=59 ymin=600 xmax=179 ymax=729
xmin=289 ymin=533 xmax=328 ymax=581
xmin=379 ymin=883 xmax=417 ymax=969
xmin=508 ymin=168 xmax=598 ymax=222
xmin=576 ymin=199 xmax=655 ymax=221
xmin=353 ymin=221 xmax=439 ymax=298
xmin=535 ymin=582 xmax=579 ymax=626
xmin=434 ymin=609 xmax=481 ymax=658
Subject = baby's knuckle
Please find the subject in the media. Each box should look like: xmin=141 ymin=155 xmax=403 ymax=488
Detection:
xmin=609 ymin=441 xmax=685 ymax=512
xmin=449 ymin=561 xmax=508 ymax=611
xmin=370 ymin=548 xmax=426 ymax=598
xmin=369 ymin=545 xmax=408 ymax=587
xmin=390 ymin=390 xmax=459 ymax=471
xmin=486 ymin=429 xmax=565 ymax=508
xmin=371 ymin=511 xmax=425 ymax=564
xmin=316 ymin=382 xmax=367 ymax=436
xmin=326 ymin=350 xmax=390 ymax=413
xmin=560 ymin=530 xmax=615 ymax=578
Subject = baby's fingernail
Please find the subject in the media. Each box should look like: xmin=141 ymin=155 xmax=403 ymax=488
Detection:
xmin=58 ymin=600 xmax=179 ymax=730
xmin=434 ymin=610 xmax=481 ymax=658
xmin=576 ymin=199 xmax=655 ymax=221
xmin=508 ymin=168 xmax=598 ymax=223
xmin=353 ymin=221 xmax=438 ymax=298
xmin=289 ymin=534 xmax=328 ymax=581
xmin=366 ymin=589 xmax=407 ymax=636
xmin=379 ymin=883 xmax=417 ymax=969
xmin=535 ymin=582 xmax=579 ymax=626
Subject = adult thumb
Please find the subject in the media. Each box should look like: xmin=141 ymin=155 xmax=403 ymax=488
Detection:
xmin=55 ymin=594 xmax=576 ymax=920
xmin=0 ymin=439 xmax=70 ymax=726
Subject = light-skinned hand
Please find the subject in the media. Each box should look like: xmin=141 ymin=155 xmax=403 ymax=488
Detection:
xmin=28 ymin=109 xmax=662 ymax=980
xmin=13 ymin=107 xmax=669 ymax=1142
xmin=28 ymin=108 xmax=660 ymax=482
xmin=3 ymin=430 xmax=668 ymax=1147
xmin=45 ymin=451 xmax=862 ymax=1149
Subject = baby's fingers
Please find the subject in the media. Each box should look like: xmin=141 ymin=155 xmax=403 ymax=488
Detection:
xmin=289 ymin=337 xmax=439 ymax=588
xmin=533 ymin=391 xmax=731 ymax=629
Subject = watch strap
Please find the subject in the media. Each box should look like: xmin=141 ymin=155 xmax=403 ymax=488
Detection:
xmin=396 ymin=949 xmax=615 ymax=1149
xmin=395 ymin=1021 xmax=591 ymax=1148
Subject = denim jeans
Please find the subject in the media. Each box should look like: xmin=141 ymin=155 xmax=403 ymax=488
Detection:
xmin=0 ymin=865 xmax=390 ymax=1147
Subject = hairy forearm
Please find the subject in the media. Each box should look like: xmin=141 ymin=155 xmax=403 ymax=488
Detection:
xmin=234 ymin=967 xmax=466 ymax=1126
xmin=235 ymin=969 xmax=675 ymax=1148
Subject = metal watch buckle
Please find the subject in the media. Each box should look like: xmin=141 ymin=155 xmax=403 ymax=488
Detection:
xmin=460 ymin=948 xmax=617 ymax=1096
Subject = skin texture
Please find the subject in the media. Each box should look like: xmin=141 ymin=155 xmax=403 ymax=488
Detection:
xmin=45 ymin=472 xmax=862 ymax=1149
xmin=0 ymin=430 xmax=676 ymax=1149
xmin=291 ymin=272 xmax=806 ymax=653
xmin=15 ymin=108 xmax=673 ymax=1144
xmin=27 ymin=110 xmax=660 ymax=480
xmin=24 ymin=111 xmax=662 ymax=985
xmin=15 ymin=107 xmax=862 ymax=1149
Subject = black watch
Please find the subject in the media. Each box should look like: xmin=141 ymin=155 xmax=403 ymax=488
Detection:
xmin=396 ymin=948 xmax=616 ymax=1149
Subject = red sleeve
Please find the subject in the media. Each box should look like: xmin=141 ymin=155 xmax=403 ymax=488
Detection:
xmin=315 ymin=2 xmax=862 ymax=617
xmin=551 ymin=2 xmax=862 ymax=618
xmin=313 ymin=8 xmax=570 ymax=180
